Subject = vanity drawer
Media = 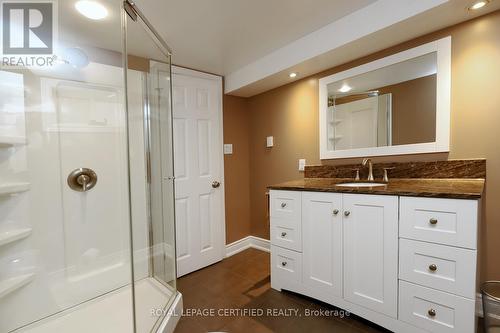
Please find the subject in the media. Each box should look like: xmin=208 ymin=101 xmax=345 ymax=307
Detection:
xmin=271 ymin=245 xmax=302 ymax=283
xmin=399 ymin=281 xmax=475 ymax=333
xmin=400 ymin=197 xmax=478 ymax=249
xmin=270 ymin=219 xmax=301 ymax=252
xmin=399 ymin=239 xmax=477 ymax=298
xmin=270 ymin=190 xmax=301 ymax=221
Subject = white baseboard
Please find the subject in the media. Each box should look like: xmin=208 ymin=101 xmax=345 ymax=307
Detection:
xmin=225 ymin=236 xmax=270 ymax=257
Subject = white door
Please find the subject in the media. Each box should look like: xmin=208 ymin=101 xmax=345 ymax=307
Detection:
xmin=302 ymin=192 xmax=343 ymax=298
xmin=334 ymin=96 xmax=378 ymax=150
xmin=172 ymin=66 xmax=224 ymax=277
xmin=342 ymin=194 xmax=398 ymax=317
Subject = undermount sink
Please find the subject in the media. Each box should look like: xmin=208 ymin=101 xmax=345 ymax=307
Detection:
xmin=336 ymin=182 xmax=387 ymax=187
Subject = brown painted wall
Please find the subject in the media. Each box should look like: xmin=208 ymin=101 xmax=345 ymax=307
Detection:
xmin=223 ymin=95 xmax=252 ymax=244
xmin=223 ymin=10 xmax=500 ymax=280
xmin=381 ymin=75 xmax=437 ymax=145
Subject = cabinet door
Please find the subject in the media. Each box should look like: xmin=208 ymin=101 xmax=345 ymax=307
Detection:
xmin=302 ymin=192 xmax=343 ymax=298
xmin=343 ymin=194 xmax=398 ymax=318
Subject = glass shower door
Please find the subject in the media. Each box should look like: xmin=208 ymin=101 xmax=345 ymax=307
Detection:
xmin=124 ymin=2 xmax=177 ymax=332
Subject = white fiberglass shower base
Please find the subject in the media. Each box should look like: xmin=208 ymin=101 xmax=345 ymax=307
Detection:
xmin=14 ymin=278 xmax=181 ymax=333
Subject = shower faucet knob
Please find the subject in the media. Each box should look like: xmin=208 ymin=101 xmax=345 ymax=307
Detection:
xmin=68 ymin=168 xmax=98 ymax=192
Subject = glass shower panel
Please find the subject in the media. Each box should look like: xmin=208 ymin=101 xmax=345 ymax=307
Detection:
xmin=125 ymin=4 xmax=177 ymax=333
xmin=1 ymin=1 xmax=131 ymax=332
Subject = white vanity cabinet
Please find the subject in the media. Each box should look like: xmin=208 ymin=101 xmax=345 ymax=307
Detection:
xmin=301 ymin=192 xmax=343 ymax=298
xmin=342 ymin=194 xmax=399 ymax=318
xmin=270 ymin=190 xmax=480 ymax=333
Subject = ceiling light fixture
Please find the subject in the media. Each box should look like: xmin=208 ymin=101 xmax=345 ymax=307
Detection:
xmin=75 ymin=1 xmax=108 ymax=20
xmin=289 ymin=72 xmax=297 ymax=78
xmin=468 ymin=1 xmax=488 ymax=10
xmin=338 ymin=84 xmax=352 ymax=93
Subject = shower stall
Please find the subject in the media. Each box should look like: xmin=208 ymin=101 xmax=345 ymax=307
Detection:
xmin=0 ymin=1 xmax=180 ymax=332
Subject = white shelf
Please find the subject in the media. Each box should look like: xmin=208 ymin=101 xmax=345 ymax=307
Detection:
xmin=0 ymin=136 xmax=26 ymax=148
xmin=0 ymin=183 xmax=30 ymax=196
xmin=0 ymin=228 xmax=32 ymax=247
xmin=0 ymin=273 xmax=35 ymax=298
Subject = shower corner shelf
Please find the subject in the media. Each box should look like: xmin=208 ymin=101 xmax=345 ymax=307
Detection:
xmin=0 ymin=136 xmax=27 ymax=148
xmin=0 ymin=228 xmax=32 ymax=247
xmin=0 ymin=273 xmax=35 ymax=298
xmin=0 ymin=183 xmax=31 ymax=196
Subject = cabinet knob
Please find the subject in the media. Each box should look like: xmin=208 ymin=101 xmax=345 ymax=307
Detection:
xmin=344 ymin=211 xmax=351 ymax=217
xmin=281 ymin=202 xmax=287 ymax=208
xmin=428 ymin=264 xmax=437 ymax=272
xmin=333 ymin=209 xmax=339 ymax=215
xmin=281 ymin=232 xmax=287 ymax=237
xmin=429 ymin=218 xmax=438 ymax=225
xmin=428 ymin=309 xmax=436 ymax=317
xmin=281 ymin=261 xmax=287 ymax=267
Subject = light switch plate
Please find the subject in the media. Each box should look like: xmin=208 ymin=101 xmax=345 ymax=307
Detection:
xmin=223 ymin=144 xmax=233 ymax=155
xmin=266 ymin=136 xmax=274 ymax=148
xmin=299 ymin=159 xmax=306 ymax=171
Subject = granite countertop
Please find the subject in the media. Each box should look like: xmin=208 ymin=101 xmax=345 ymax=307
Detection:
xmin=268 ymin=178 xmax=485 ymax=199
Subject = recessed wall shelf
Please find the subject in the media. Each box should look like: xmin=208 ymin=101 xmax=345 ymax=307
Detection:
xmin=0 ymin=228 xmax=32 ymax=247
xmin=0 ymin=183 xmax=31 ymax=196
xmin=0 ymin=273 xmax=35 ymax=298
xmin=0 ymin=136 xmax=27 ymax=148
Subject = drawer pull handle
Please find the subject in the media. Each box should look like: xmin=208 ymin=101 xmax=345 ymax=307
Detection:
xmin=428 ymin=309 xmax=436 ymax=317
xmin=429 ymin=264 xmax=437 ymax=272
xmin=281 ymin=232 xmax=287 ymax=237
xmin=281 ymin=261 xmax=287 ymax=267
xmin=344 ymin=211 xmax=351 ymax=217
xmin=333 ymin=209 xmax=339 ymax=215
xmin=281 ymin=202 xmax=287 ymax=208
xmin=429 ymin=218 xmax=438 ymax=225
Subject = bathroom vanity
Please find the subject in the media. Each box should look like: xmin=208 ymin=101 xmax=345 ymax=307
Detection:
xmin=268 ymin=163 xmax=484 ymax=333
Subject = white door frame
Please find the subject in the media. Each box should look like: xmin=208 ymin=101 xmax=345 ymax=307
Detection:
xmin=171 ymin=65 xmax=226 ymax=275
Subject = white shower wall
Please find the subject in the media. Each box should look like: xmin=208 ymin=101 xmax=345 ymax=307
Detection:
xmin=0 ymin=64 xmax=150 ymax=333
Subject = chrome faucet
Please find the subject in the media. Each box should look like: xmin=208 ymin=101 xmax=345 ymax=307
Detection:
xmin=361 ymin=158 xmax=374 ymax=181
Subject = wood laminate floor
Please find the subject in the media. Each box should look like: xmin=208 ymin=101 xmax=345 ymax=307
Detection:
xmin=174 ymin=248 xmax=389 ymax=333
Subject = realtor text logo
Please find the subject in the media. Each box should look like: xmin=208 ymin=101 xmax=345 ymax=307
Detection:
xmin=1 ymin=1 xmax=56 ymax=67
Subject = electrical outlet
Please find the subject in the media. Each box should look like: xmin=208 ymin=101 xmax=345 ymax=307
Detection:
xmin=223 ymin=144 xmax=233 ymax=154
xmin=299 ymin=159 xmax=306 ymax=171
xmin=266 ymin=136 xmax=274 ymax=148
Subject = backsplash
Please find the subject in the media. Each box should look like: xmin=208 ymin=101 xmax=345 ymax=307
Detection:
xmin=304 ymin=159 xmax=486 ymax=179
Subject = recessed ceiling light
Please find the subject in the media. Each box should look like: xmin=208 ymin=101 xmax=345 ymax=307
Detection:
xmin=75 ymin=1 xmax=108 ymax=20
xmin=289 ymin=72 xmax=297 ymax=78
xmin=338 ymin=84 xmax=352 ymax=93
xmin=469 ymin=1 xmax=488 ymax=10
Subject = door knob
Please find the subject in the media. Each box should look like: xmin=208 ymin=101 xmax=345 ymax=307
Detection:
xmin=67 ymin=168 xmax=97 ymax=192
xmin=212 ymin=181 xmax=221 ymax=188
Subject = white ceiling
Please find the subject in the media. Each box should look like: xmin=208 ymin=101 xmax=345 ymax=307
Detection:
xmin=134 ymin=0 xmax=376 ymax=75
xmin=61 ymin=0 xmax=500 ymax=97
xmin=327 ymin=52 xmax=437 ymax=96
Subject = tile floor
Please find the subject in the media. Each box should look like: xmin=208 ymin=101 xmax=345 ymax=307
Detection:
xmin=174 ymin=248 xmax=389 ymax=333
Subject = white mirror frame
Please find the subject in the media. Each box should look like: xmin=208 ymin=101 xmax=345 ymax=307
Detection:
xmin=319 ymin=36 xmax=451 ymax=160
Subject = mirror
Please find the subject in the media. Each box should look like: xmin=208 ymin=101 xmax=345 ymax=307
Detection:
xmin=319 ymin=37 xmax=451 ymax=159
